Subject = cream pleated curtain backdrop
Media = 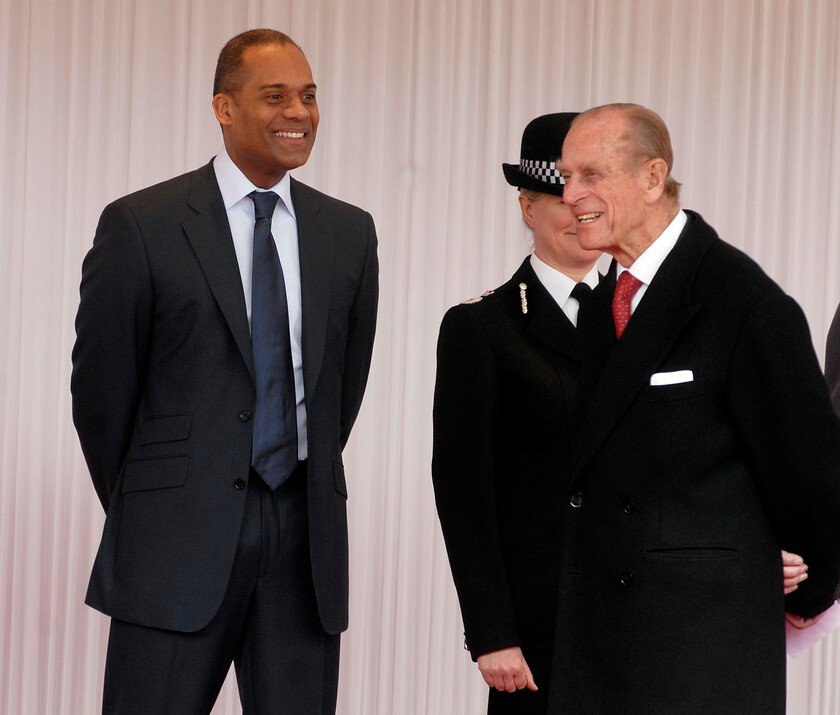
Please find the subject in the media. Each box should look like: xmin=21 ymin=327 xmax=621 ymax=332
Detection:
xmin=3 ymin=0 xmax=840 ymax=712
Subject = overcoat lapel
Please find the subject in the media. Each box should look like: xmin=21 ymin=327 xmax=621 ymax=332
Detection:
xmin=182 ymin=161 xmax=255 ymax=382
xmin=572 ymin=213 xmax=717 ymax=483
xmin=516 ymin=260 xmax=582 ymax=363
xmin=292 ymin=179 xmax=334 ymax=401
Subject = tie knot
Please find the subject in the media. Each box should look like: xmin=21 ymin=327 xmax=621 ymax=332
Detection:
xmin=250 ymin=190 xmax=279 ymax=220
xmin=615 ymin=271 xmax=643 ymax=302
xmin=571 ymin=282 xmax=593 ymax=302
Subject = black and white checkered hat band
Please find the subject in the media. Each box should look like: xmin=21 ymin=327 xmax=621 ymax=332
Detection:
xmin=520 ymin=159 xmax=565 ymax=186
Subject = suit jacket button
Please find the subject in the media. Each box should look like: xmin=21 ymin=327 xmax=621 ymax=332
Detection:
xmin=620 ymin=571 xmax=634 ymax=587
xmin=569 ymin=492 xmax=584 ymax=508
xmin=239 ymin=410 xmax=252 ymax=421
xmin=234 ymin=478 xmax=247 ymax=490
xmin=623 ymin=499 xmax=636 ymax=514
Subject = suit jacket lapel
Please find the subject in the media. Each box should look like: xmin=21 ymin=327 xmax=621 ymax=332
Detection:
xmin=291 ymin=179 xmax=334 ymax=401
xmin=573 ymin=213 xmax=716 ymax=481
xmin=182 ymin=161 xmax=255 ymax=382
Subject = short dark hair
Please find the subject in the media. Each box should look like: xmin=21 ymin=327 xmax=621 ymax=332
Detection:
xmin=213 ymin=29 xmax=300 ymax=96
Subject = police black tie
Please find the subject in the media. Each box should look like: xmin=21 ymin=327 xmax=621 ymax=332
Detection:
xmin=249 ymin=190 xmax=298 ymax=489
xmin=571 ymin=281 xmax=592 ymax=305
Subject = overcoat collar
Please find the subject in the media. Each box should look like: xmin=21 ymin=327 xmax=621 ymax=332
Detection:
xmin=571 ymin=210 xmax=717 ymax=484
xmin=513 ymin=258 xmax=583 ymax=362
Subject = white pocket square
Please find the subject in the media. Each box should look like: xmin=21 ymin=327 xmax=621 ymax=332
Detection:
xmin=650 ymin=370 xmax=694 ymax=386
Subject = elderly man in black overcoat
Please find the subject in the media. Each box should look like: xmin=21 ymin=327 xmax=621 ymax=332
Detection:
xmin=551 ymin=103 xmax=840 ymax=713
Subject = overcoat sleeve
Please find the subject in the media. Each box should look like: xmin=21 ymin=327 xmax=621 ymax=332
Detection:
xmin=71 ymin=201 xmax=154 ymax=510
xmin=825 ymin=301 xmax=840 ymax=415
xmin=431 ymin=304 xmax=520 ymax=659
xmin=727 ymin=292 xmax=840 ymax=617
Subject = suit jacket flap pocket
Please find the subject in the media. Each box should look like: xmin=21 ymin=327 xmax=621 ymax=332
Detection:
xmin=139 ymin=414 xmax=193 ymax=444
xmin=122 ymin=455 xmax=189 ymax=493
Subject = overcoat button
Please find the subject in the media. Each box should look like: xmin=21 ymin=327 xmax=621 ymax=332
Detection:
xmin=620 ymin=571 xmax=634 ymax=587
xmin=623 ymin=499 xmax=636 ymax=514
xmin=239 ymin=410 xmax=252 ymax=421
xmin=569 ymin=492 xmax=584 ymax=508
xmin=234 ymin=478 xmax=247 ymax=490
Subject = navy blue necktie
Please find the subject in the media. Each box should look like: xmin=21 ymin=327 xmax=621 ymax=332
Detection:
xmin=249 ymin=190 xmax=298 ymax=489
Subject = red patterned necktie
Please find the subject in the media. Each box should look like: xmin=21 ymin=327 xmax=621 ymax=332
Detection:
xmin=612 ymin=271 xmax=643 ymax=338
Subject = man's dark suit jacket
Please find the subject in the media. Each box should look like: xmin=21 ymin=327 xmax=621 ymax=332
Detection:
xmin=432 ymin=259 xmax=581 ymax=660
xmin=549 ymin=210 xmax=840 ymax=713
xmin=71 ymin=160 xmax=378 ymax=636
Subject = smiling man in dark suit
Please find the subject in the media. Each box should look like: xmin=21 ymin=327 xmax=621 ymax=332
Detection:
xmin=71 ymin=29 xmax=378 ymax=714
xmin=550 ymin=103 xmax=840 ymax=713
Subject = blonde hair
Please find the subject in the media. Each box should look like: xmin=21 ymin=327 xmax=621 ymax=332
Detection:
xmin=518 ymin=188 xmax=545 ymax=201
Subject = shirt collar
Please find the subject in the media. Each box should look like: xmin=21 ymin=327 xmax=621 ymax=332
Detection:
xmin=617 ymin=209 xmax=686 ymax=284
xmin=213 ymin=144 xmax=295 ymax=218
xmin=530 ymin=252 xmax=600 ymax=307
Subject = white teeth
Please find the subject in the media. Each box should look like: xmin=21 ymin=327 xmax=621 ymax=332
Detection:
xmin=273 ymin=131 xmax=305 ymax=138
xmin=578 ymin=212 xmax=602 ymax=224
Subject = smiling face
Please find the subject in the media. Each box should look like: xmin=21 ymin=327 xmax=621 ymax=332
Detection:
xmin=519 ymin=191 xmax=600 ymax=281
xmin=212 ymin=43 xmax=319 ymax=188
xmin=560 ymin=109 xmax=671 ymax=266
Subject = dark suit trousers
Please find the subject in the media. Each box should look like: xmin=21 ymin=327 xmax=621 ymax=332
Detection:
xmin=102 ymin=464 xmax=340 ymax=714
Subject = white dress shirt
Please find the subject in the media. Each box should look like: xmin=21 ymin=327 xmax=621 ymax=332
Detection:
xmin=616 ymin=209 xmax=687 ymax=314
xmin=529 ymin=254 xmax=600 ymax=327
xmin=213 ymin=146 xmax=308 ymax=459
